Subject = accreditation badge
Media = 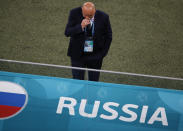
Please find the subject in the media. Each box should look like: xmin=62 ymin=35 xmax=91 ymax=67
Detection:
xmin=84 ymin=38 xmax=93 ymax=52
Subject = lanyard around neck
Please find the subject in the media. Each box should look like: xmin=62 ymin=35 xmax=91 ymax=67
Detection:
xmin=84 ymin=22 xmax=95 ymax=37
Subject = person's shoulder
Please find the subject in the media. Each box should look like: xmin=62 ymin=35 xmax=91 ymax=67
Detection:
xmin=70 ymin=7 xmax=82 ymax=14
xmin=96 ymin=10 xmax=109 ymax=17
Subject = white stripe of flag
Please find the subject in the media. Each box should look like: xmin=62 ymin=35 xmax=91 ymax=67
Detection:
xmin=0 ymin=81 xmax=26 ymax=95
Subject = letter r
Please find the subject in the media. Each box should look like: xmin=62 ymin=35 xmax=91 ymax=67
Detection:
xmin=56 ymin=97 xmax=77 ymax=115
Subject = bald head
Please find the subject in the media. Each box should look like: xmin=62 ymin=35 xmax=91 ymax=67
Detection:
xmin=82 ymin=2 xmax=96 ymax=19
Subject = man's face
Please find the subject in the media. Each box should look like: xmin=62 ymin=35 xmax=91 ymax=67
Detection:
xmin=82 ymin=6 xmax=95 ymax=20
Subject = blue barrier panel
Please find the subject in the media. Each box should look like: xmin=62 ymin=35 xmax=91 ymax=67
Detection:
xmin=0 ymin=71 xmax=183 ymax=131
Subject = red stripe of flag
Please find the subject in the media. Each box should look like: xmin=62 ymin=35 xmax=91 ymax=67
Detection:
xmin=0 ymin=105 xmax=21 ymax=118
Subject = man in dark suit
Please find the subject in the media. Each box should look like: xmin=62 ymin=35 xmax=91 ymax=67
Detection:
xmin=65 ymin=2 xmax=112 ymax=81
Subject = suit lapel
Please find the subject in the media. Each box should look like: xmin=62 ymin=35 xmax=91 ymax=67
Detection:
xmin=94 ymin=11 xmax=98 ymax=38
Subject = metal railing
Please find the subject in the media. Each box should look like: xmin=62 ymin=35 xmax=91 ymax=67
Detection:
xmin=0 ymin=58 xmax=183 ymax=90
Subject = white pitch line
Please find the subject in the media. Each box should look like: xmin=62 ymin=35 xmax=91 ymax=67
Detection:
xmin=0 ymin=58 xmax=183 ymax=81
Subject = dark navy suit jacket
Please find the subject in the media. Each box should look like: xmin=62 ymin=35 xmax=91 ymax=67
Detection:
xmin=65 ymin=7 xmax=112 ymax=60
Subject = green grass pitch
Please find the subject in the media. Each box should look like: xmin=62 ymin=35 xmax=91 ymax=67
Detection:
xmin=0 ymin=0 xmax=183 ymax=89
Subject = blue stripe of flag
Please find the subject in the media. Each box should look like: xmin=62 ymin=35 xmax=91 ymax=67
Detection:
xmin=0 ymin=92 xmax=26 ymax=107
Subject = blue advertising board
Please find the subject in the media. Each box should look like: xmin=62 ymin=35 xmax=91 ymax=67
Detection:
xmin=0 ymin=71 xmax=183 ymax=131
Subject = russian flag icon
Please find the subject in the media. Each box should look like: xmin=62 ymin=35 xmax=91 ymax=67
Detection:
xmin=0 ymin=81 xmax=28 ymax=119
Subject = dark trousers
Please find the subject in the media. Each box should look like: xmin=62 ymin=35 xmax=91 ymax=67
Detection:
xmin=71 ymin=58 xmax=103 ymax=81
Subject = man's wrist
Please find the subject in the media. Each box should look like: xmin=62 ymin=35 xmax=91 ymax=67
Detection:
xmin=81 ymin=24 xmax=84 ymax=31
